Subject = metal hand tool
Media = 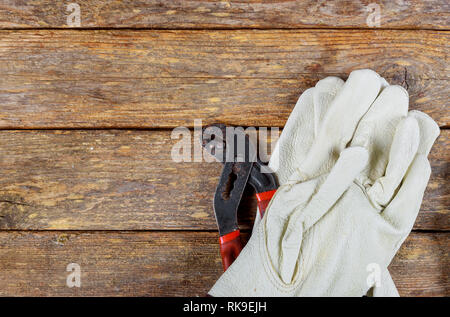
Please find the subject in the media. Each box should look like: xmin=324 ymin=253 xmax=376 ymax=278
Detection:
xmin=201 ymin=124 xmax=278 ymax=271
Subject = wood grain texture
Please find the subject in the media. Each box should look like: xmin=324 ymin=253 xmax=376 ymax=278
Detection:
xmin=0 ymin=29 xmax=448 ymax=129
xmin=0 ymin=0 xmax=449 ymax=30
xmin=0 ymin=129 xmax=447 ymax=231
xmin=0 ymin=231 xmax=447 ymax=296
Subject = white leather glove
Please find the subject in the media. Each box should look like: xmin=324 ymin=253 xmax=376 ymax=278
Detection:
xmin=256 ymin=69 xmax=398 ymax=296
xmin=210 ymin=70 xmax=439 ymax=296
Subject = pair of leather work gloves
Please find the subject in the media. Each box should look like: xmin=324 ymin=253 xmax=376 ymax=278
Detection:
xmin=209 ymin=69 xmax=440 ymax=297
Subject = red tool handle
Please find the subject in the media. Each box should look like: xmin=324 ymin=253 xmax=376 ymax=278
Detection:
xmin=218 ymin=189 xmax=276 ymax=272
xmin=219 ymin=230 xmax=243 ymax=271
xmin=255 ymin=189 xmax=277 ymax=218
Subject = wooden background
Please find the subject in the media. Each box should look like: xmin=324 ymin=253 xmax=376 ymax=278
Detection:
xmin=0 ymin=0 xmax=448 ymax=296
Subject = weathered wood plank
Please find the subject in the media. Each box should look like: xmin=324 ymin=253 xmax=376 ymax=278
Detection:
xmin=0 ymin=0 xmax=448 ymax=30
xmin=388 ymin=232 xmax=449 ymax=297
xmin=0 ymin=30 xmax=448 ymax=128
xmin=0 ymin=231 xmax=446 ymax=296
xmin=0 ymin=129 xmax=447 ymax=231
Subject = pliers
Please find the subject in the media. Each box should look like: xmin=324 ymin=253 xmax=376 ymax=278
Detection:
xmin=201 ymin=124 xmax=278 ymax=271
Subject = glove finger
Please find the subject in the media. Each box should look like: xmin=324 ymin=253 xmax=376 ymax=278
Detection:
xmin=351 ymin=85 xmax=409 ymax=182
xmin=279 ymin=146 xmax=369 ymax=284
xmin=269 ymin=87 xmax=315 ymax=184
xmin=381 ymin=155 xmax=430 ymax=235
xmin=312 ymin=76 xmax=344 ymax=137
xmin=407 ymin=110 xmax=440 ymax=156
xmin=269 ymin=77 xmax=344 ymax=185
xmin=263 ymin=77 xmax=344 ymax=227
xmin=367 ymin=116 xmax=420 ymax=208
xmin=298 ymin=69 xmax=382 ymax=179
xmin=381 ymin=111 xmax=439 ymax=233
